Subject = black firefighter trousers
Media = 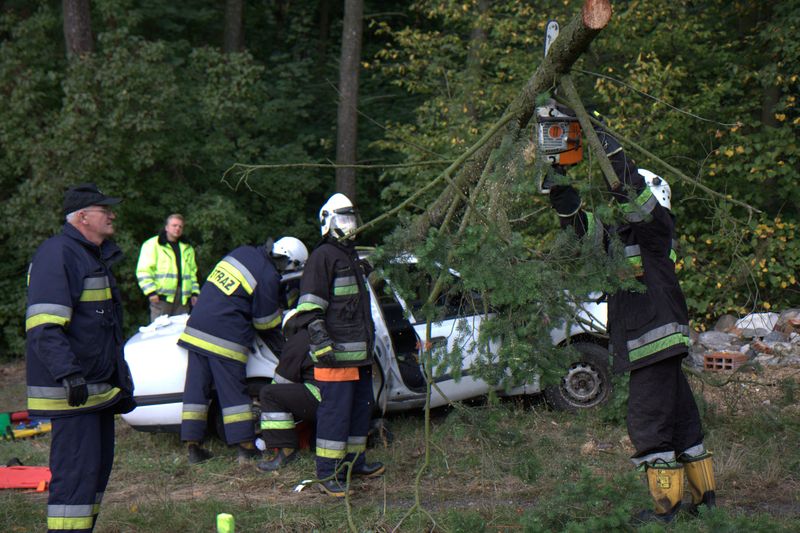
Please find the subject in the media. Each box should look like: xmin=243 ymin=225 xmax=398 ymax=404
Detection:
xmin=47 ymin=408 xmax=115 ymax=533
xmin=627 ymin=354 xmax=705 ymax=465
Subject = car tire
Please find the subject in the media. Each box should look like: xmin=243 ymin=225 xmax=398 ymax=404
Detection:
xmin=544 ymin=342 xmax=612 ymax=412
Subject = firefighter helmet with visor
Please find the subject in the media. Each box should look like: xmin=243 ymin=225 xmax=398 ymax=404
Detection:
xmin=319 ymin=193 xmax=358 ymax=238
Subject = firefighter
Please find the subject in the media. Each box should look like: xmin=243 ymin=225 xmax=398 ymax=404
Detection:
xmin=178 ymin=240 xmax=283 ymax=464
xmin=136 ymin=214 xmax=200 ymax=322
xmin=271 ymin=236 xmax=308 ymax=309
xmin=295 ymin=193 xmax=384 ymax=497
xmin=256 ymin=309 xmax=319 ymax=471
xmin=25 ymin=183 xmax=135 ymax=533
xmin=542 ymin=110 xmax=716 ymax=522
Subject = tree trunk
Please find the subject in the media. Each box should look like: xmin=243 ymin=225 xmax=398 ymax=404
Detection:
xmin=317 ymin=0 xmax=334 ymax=62
xmin=224 ymin=0 xmax=245 ymax=53
xmin=465 ymin=0 xmax=490 ymax=121
xmin=335 ymin=0 xmax=363 ymax=201
xmin=412 ymin=0 xmax=612 ymax=238
xmin=62 ymin=0 xmax=93 ymax=58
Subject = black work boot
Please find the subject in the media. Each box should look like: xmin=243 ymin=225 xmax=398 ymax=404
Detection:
xmin=187 ymin=443 xmax=213 ymax=465
xmin=257 ymin=448 xmax=299 ymax=472
xmin=352 ymin=461 xmax=385 ymax=478
xmin=317 ymin=479 xmax=351 ymax=498
xmin=237 ymin=443 xmax=262 ymax=464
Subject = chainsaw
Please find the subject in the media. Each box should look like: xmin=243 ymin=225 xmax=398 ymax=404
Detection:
xmin=535 ymin=19 xmax=583 ymax=167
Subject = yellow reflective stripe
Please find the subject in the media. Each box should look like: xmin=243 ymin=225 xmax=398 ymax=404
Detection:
xmin=25 ymin=314 xmax=70 ymax=331
xmin=28 ymin=387 xmax=121 ymax=412
xmin=317 ymin=447 xmax=347 ymax=459
xmin=178 ymin=332 xmax=248 ymax=363
xmin=253 ymin=315 xmax=281 ymax=331
xmin=79 ymin=288 xmax=112 ymax=302
xmin=333 ymin=285 xmax=358 ymax=296
xmin=305 ymin=383 xmax=321 ymax=402
xmin=223 ymin=412 xmax=253 ymax=424
xmin=182 ymin=411 xmax=207 ymax=421
xmin=296 ymin=302 xmax=324 ymax=313
xmin=47 ymin=516 xmax=94 ymax=530
xmin=347 ymin=443 xmax=366 ymax=453
xmin=261 ymin=420 xmax=295 ymax=430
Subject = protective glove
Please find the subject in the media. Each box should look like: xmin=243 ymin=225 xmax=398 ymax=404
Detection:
xmin=62 ymin=373 xmax=88 ymax=407
xmin=308 ymin=319 xmax=335 ymax=365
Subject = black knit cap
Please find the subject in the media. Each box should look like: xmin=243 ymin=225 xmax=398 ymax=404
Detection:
xmin=63 ymin=183 xmax=121 ymax=217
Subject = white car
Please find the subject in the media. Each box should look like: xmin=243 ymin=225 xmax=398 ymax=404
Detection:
xmin=121 ymin=257 xmax=611 ymax=433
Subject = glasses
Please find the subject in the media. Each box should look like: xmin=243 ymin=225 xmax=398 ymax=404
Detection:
xmin=83 ymin=206 xmax=114 ymax=216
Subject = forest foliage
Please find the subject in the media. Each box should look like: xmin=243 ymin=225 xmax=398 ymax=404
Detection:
xmin=1 ymin=0 xmax=798 ymax=365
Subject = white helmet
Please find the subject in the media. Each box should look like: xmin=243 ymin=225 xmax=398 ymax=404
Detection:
xmin=271 ymin=236 xmax=308 ymax=272
xmin=319 ymin=193 xmax=358 ymax=238
xmin=639 ymin=168 xmax=671 ymax=210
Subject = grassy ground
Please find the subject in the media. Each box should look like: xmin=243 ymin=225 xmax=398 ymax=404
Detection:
xmin=1 ymin=359 xmax=798 ymax=532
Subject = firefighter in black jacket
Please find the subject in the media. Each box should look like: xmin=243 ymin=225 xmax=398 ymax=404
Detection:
xmin=256 ymin=309 xmax=319 ymax=471
xmin=26 ymin=183 xmax=135 ymax=533
xmin=543 ymin=110 xmax=716 ymax=522
xmin=178 ymin=243 xmax=283 ymax=464
xmin=295 ymin=193 xmax=385 ymax=497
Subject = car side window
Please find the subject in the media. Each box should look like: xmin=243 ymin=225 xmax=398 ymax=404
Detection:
xmin=398 ymin=265 xmax=483 ymax=321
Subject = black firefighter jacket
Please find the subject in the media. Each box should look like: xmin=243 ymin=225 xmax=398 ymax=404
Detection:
xmin=25 ymin=223 xmax=135 ymax=418
xmin=549 ymin=142 xmax=690 ymax=374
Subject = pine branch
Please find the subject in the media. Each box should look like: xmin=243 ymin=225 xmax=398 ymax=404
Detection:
xmin=571 ymin=108 xmax=763 ymax=214
xmin=559 ymin=74 xmax=621 ymax=190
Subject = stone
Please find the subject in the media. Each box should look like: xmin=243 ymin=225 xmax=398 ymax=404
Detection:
xmin=739 ymin=328 xmax=771 ymax=339
xmin=775 ymin=309 xmax=800 ymax=335
xmin=763 ymin=330 xmax=789 ymax=343
xmin=713 ymin=314 xmax=738 ymax=332
xmin=735 ymin=312 xmax=779 ymax=333
xmin=697 ymin=331 xmax=741 ymax=352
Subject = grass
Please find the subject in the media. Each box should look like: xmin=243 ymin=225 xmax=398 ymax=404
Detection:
xmin=2 ymin=359 xmax=799 ymax=532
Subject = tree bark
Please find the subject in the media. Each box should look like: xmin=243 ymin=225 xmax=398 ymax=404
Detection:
xmin=411 ymin=0 xmax=611 ymax=238
xmin=62 ymin=0 xmax=93 ymax=58
xmin=224 ymin=0 xmax=245 ymax=53
xmin=335 ymin=0 xmax=364 ymax=201
xmin=317 ymin=0 xmax=334 ymax=62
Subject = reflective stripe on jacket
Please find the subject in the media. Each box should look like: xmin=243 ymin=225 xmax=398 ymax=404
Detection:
xmin=25 ymin=224 xmax=134 ymax=417
xmin=136 ymin=232 xmax=200 ymax=305
xmin=177 ymin=245 xmax=281 ymax=364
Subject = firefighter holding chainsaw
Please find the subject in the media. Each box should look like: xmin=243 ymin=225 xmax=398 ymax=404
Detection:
xmin=537 ymin=102 xmax=716 ymax=522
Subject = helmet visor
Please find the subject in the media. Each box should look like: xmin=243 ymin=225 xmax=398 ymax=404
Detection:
xmin=331 ymin=213 xmax=358 ymax=236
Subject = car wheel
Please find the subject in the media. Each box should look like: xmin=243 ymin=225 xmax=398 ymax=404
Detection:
xmin=545 ymin=342 xmax=612 ymax=412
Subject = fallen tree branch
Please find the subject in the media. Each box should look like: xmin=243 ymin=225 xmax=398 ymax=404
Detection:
xmin=572 ymin=109 xmax=763 ymax=215
xmin=559 ymin=74 xmax=621 ymax=190
xmin=411 ymin=0 xmax=612 ymax=239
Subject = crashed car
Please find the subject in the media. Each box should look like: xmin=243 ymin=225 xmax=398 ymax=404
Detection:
xmin=121 ymin=256 xmax=612 ymax=433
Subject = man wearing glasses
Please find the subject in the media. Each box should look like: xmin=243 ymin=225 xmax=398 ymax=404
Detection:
xmin=25 ymin=183 xmax=135 ymax=533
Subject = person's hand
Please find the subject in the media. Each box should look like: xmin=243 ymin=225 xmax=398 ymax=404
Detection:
xmin=148 ymin=294 xmax=160 ymax=304
xmin=191 ymin=295 xmax=198 ymax=306
xmin=62 ymin=373 xmax=88 ymax=407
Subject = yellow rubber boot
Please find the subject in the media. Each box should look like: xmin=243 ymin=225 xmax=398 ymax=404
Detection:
xmin=683 ymin=454 xmax=716 ymax=513
xmin=639 ymin=464 xmax=684 ymax=522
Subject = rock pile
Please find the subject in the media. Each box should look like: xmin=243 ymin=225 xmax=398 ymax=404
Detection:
xmin=689 ymin=310 xmax=800 ymax=369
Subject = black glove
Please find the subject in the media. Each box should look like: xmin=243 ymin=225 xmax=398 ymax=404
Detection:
xmin=308 ymin=319 xmax=335 ymax=364
xmin=62 ymin=373 xmax=88 ymax=407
